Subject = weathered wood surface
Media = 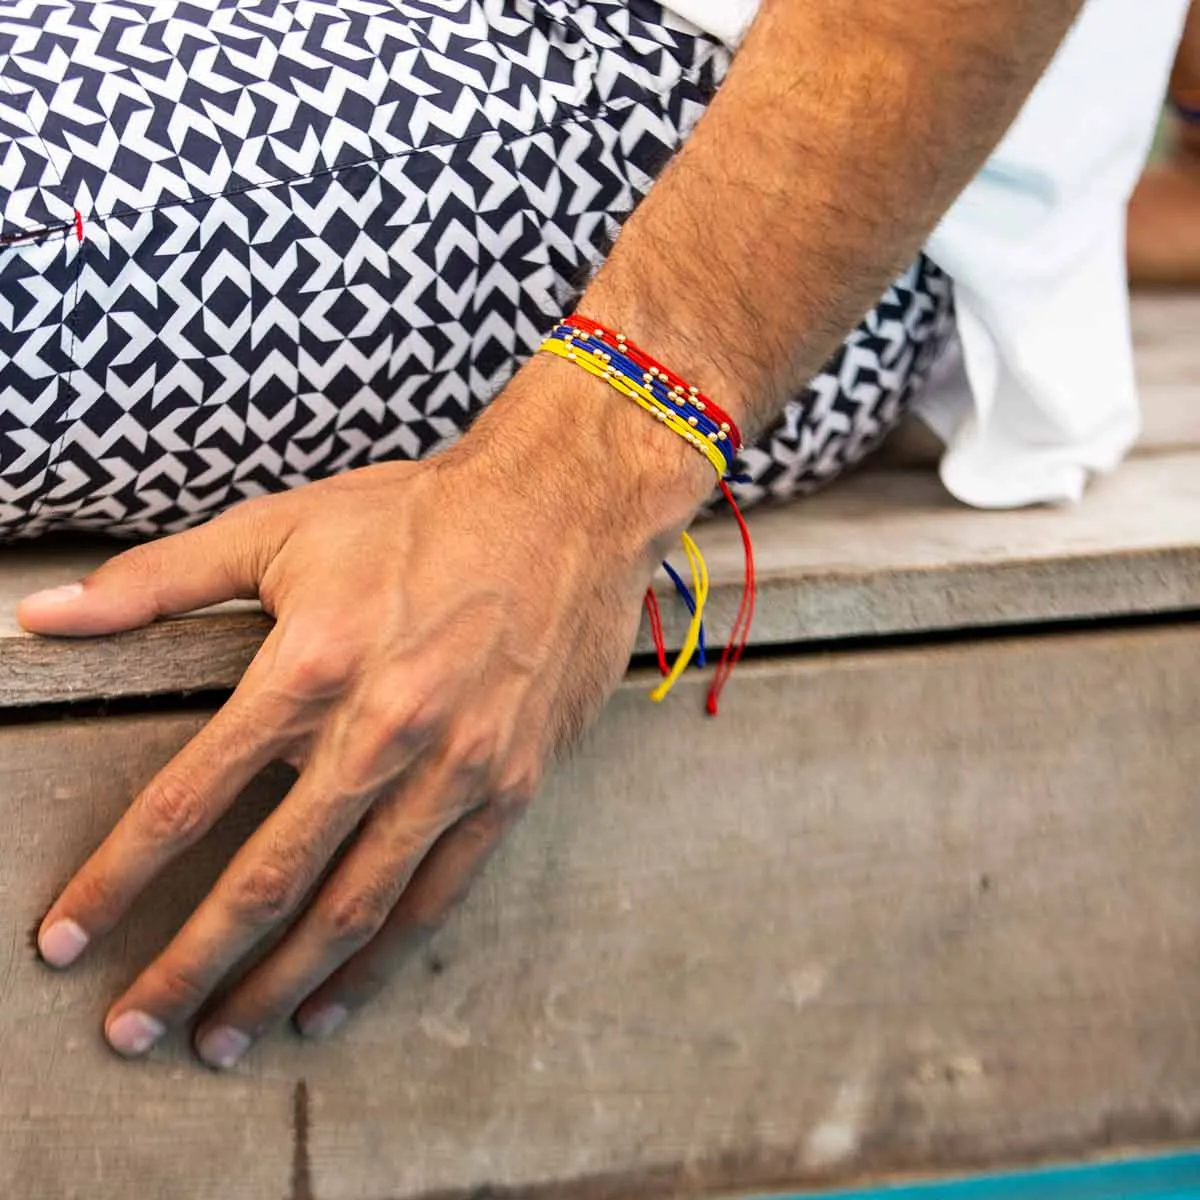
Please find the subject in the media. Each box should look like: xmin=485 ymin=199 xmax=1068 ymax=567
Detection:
xmin=3 ymin=625 xmax=1199 ymax=1199
xmin=3 ymin=451 xmax=1199 ymax=708
xmin=1 ymin=292 xmax=1196 ymax=707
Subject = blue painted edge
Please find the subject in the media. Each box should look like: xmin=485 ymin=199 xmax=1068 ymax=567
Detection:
xmin=747 ymin=1150 xmax=1200 ymax=1200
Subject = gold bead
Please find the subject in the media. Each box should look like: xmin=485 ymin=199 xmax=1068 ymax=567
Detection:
xmin=689 ymin=385 xmax=699 ymax=395
xmin=688 ymin=416 xmax=699 ymax=427
xmin=720 ymin=422 xmax=731 ymax=432
xmin=696 ymin=401 xmax=705 ymax=412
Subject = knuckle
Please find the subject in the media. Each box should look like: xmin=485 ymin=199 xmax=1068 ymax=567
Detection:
xmin=324 ymin=881 xmax=396 ymax=948
xmin=407 ymin=865 xmax=475 ymax=930
xmin=215 ymin=492 xmax=270 ymax=526
xmin=402 ymin=893 xmax=451 ymax=933
xmin=154 ymin=964 xmax=209 ymax=1012
xmin=447 ymin=725 xmax=501 ymax=780
xmin=109 ymin=542 xmax=164 ymax=588
xmin=494 ymin=760 xmax=542 ymax=813
xmin=357 ymin=687 xmax=446 ymax=755
xmin=274 ymin=643 xmax=351 ymax=699
xmin=71 ymin=870 xmax=122 ymax=920
xmin=226 ymin=861 xmax=304 ymax=926
xmin=136 ymin=775 xmax=210 ymax=844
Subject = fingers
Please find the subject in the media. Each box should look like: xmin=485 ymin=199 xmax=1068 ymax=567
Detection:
xmin=291 ymin=799 xmax=519 ymax=1043
xmin=189 ymin=756 xmax=473 ymax=1069
xmin=38 ymin=683 xmax=290 ymax=972
xmin=17 ymin=501 xmax=283 ymax=637
xmin=97 ymin=715 xmax=409 ymax=1059
xmin=36 ymin=614 xmax=340 ymax=974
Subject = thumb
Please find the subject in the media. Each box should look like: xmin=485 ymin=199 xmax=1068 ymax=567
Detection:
xmin=18 ymin=508 xmax=282 ymax=637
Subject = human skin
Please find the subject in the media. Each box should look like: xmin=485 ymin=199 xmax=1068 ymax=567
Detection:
xmin=1127 ymin=0 xmax=1200 ymax=286
xmin=19 ymin=0 xmax=1084 ymax=1070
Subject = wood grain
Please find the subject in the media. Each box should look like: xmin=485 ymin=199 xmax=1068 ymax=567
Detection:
xmin=1 ymin=293 xmax=1196 ymax=707
xmin=3 ymin=452 xmax=1199 ymax=707
xmin=1 ymin=625 xmax=1198 ymax=1198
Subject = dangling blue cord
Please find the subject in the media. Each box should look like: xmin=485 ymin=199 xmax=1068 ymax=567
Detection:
xmin=661 ymin=560 xmax=707 ymax=668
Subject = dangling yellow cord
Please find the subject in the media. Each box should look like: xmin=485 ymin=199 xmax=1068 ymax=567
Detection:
xmin=650 ymin=531 xmax=710 ymax=703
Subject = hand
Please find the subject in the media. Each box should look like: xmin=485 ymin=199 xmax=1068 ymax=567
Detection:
xmin=20 ymin=357 xmax=708 ymax=1068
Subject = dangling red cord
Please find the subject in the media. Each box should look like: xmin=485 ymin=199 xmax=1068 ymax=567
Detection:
xmin=643 ymin=588 xmax=670 ymax=677
xmin=706 ymin=480 xmax=757 ymax=716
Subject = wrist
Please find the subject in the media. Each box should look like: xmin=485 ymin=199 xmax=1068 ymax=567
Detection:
xmin=580 ymin=277 xmax=765 ymax=442
xmin=465 ymin=351 xmax=716 ymax=564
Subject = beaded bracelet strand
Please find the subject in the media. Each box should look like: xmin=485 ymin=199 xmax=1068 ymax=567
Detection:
xmin=539 ymin=315 xmax=756 ymax=714
xmin=540 ymin=336 xmax=731 ymax=479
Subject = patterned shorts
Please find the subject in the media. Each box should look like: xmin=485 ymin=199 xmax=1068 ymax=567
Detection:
xmin=0 ymin=0 xmax=954 ymax=540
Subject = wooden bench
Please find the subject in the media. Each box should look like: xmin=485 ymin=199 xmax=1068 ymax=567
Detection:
xmin=0 ymin=294 xmax=1197 ymax=1200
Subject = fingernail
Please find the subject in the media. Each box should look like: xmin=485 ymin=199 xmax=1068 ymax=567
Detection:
xmin=196 ymin=1025 xmax=252 ymax=1070
xmin=298 ymin=1004 xmax=348 ymax=1041
xmin=107 ymin=1010 xmax=166 ymax=1058
xmin=25 ymin=583 xmax=83 ymax=605
xmin=38 ymin=918 xmax=89 ymax=968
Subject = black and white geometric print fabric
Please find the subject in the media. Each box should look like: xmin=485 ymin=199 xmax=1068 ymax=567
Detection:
xmin=728 ymin=253 xmax=954 ymax=510
xmin=0 ymin=0 xmax=953 ymax=540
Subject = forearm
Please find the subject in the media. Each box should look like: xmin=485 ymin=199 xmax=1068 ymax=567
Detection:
xmin=477 ymin=0 xmax=1085 ymax=558
xmin=584 ymin=0 xmax=1085 ymax=447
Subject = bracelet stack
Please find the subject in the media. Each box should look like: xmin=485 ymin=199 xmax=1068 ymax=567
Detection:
xmin=539 ymin=314 xmax=757 ymax=715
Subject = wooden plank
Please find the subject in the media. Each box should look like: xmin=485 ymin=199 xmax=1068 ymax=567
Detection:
xmin=1 ymin=293 xmax=1195 ymax=705
xmin=2 ymin=624 xmax=1199 ymax=1198
xmin=0 ymin=537 xmax=269 ymax=706
xmin=3 ymin=451 xmax=1199 ymax=707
